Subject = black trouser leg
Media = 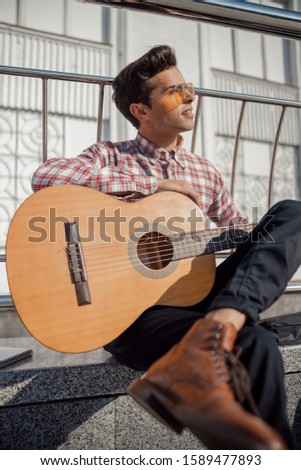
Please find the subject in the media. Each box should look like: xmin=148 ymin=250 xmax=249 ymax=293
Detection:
xmin=206 ymin=199 xmax=301 ymax=320
xmin=236 ymin=325 xmax=296 ymax=449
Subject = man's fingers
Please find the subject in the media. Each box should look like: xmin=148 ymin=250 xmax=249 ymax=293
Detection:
xmin=157 ymin=179 xmax=200 ymax=206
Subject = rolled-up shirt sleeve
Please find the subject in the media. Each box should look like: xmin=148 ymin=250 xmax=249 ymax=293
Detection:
xmin=31 ymin=143 xmax=158 ymax=197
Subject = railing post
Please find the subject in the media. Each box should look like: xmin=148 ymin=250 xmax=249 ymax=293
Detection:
xmin=97 ymin=84 xmax=105 ymax=142
xmin=268 ymin=106 xmax=287 ymax=208
xmin=42 ymin=77 xmax=48 ymax=163
xmin=191 ymin=95 xmax=202 ymax=154
xmin=231 ymin=100 xmax=247 ymax=198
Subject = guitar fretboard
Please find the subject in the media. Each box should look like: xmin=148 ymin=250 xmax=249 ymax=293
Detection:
xmin=171 ymin=224 xmax=254 ymax=261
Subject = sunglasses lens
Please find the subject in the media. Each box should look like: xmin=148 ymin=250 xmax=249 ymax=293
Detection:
xmin=174 ymin=90 xmax=183 ymax=104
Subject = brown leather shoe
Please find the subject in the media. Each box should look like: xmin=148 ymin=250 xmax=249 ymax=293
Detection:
xmin=128 ymin=318 xmax=288 ymax=449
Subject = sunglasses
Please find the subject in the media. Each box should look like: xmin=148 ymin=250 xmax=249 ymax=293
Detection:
xmin=149 ymin=82 xmax=195 ymax=105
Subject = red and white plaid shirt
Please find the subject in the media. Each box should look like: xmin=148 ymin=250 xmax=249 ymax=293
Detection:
xmin=32 ymin=133 xmax=245 ymax=226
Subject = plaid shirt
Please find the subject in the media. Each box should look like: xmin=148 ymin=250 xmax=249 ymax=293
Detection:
xmin=32 ymin=133 xmax=245 ymax=227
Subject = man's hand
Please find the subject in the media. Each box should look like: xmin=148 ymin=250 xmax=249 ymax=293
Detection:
xmin=156 ymin=179 xmax=200 ymax=206
xmin=206 ymin=308 xmax=246 ymax=332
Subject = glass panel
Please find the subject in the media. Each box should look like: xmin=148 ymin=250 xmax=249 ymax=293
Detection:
xmin=265 ymin=36 xmax=286 ymax=83
xmin=23 ymin=0 xmax=64 ymax=35
xmin=236 ymin=30 xmax=264 ymax=78
xmin=1 ymin=0 xmax=17 ymax=24
xmin=66 ymin=0 xmax=102 ymax=42
xmin=209 ymin=25 xmax=234 ymax=72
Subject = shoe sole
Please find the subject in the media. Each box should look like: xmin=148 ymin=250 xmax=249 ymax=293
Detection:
xmin=128 ymin=377 xmax=184 ymax=434
xmin=128 ymin=378 xmax=276 ymax=450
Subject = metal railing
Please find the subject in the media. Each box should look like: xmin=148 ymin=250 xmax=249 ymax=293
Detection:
xmin=0 ymin=23 xmax=111 ymax=121
xmin=1 ymin=63 xmax=301 ymax=309
xmin=84 ymin=1 xmax=301 ymax=39
xmin=0 ymin=65 xmax=113 ymax=161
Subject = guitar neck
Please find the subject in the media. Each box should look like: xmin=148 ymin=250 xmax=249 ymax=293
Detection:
xmin=171 ymin=223 xmax=255 ymax=261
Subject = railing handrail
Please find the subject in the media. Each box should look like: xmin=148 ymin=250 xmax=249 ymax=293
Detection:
xmin=0 ymin=295 xmax=14 ymax=308
xmin=2 ymin=65 xmax=301 ymax=108
xmin=84 ymin=0 xmax=301 ymax=40
xmin=0 ymin=65 xmax=113 ymax=85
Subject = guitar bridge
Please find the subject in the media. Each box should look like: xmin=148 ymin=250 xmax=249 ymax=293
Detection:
xmin=65 ymin=222 xmax=91 ymax=306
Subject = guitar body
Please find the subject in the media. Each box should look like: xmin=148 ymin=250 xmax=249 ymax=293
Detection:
xmin=6 ymin=185 xmax=216 ymax=353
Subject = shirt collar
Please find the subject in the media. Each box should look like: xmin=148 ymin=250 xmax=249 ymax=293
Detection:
xmin=134 ymin=133 xmax=186 ymax=169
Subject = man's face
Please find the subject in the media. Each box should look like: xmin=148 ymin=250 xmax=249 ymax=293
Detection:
xmin=144 ymin=66 xmax=195 ymax=136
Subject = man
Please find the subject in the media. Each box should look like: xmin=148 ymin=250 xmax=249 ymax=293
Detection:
xmin=32 ymin=45 xmax=300 ymax=449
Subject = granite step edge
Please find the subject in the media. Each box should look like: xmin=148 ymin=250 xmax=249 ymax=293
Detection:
xmin=1 ymin=338 xmax=301 ymax=407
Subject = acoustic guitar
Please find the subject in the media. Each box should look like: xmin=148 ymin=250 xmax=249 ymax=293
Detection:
xmin=6 ymin=185 xmax=251 ymax=353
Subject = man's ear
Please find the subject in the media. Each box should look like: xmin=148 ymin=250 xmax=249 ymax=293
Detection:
xmin=129 ymin=103 xmax=150 ymax=124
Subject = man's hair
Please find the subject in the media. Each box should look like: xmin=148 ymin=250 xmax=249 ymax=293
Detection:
xmin=112 ymin=45 xmax=177 ymax=129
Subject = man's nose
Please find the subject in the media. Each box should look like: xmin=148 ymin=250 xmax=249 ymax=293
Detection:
xmin=183 ymin=89 xmax=195 ymax=103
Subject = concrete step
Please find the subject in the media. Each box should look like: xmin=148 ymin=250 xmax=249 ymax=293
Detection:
xmin=1 ymin=336 xmax=300 ymax=450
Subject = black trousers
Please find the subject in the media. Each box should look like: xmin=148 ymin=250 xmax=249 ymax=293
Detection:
xmin=106 ymin=199 xmax=301 ymax=448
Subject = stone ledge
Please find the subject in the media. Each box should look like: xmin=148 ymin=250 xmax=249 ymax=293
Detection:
xmin=1 ymin=337 xmax=301 ymax=406
xmin=1 ymin=336 xmax=300 ymax=449
xmin=279 ymin=344 xmax=301 ymax=373
xmin=0 ymin=337 xmax=140 ymax=406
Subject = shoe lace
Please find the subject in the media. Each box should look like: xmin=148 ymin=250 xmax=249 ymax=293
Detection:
xmin=224 ymin=347 xmax=261 ymax=418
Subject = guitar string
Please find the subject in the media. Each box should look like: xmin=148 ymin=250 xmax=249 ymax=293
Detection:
xmin=82 ymin=235 xmax=246 ymax=261
xmin=80 ymin=225 xmax=255 ymax=270
xmin=64 ymin=225 xmax=255 ymax=278
xmin=83 ymin=236 xmax=234 ymax=265
xmin=79 ymin=238 xmax=242 ymax=276
xmin=81 ymin=223 xmax=255 ymax=256
xmin=79 ymin=223 xmax=253 ymax=259
xmin=84 ymin=254 xmax=215 ymax=277
xmin=64 ymin=241 xmax=230 ymax=279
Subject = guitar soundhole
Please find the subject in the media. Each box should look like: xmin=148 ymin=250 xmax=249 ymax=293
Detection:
xmin=137 ymin=231 xmax=173 ymax=270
